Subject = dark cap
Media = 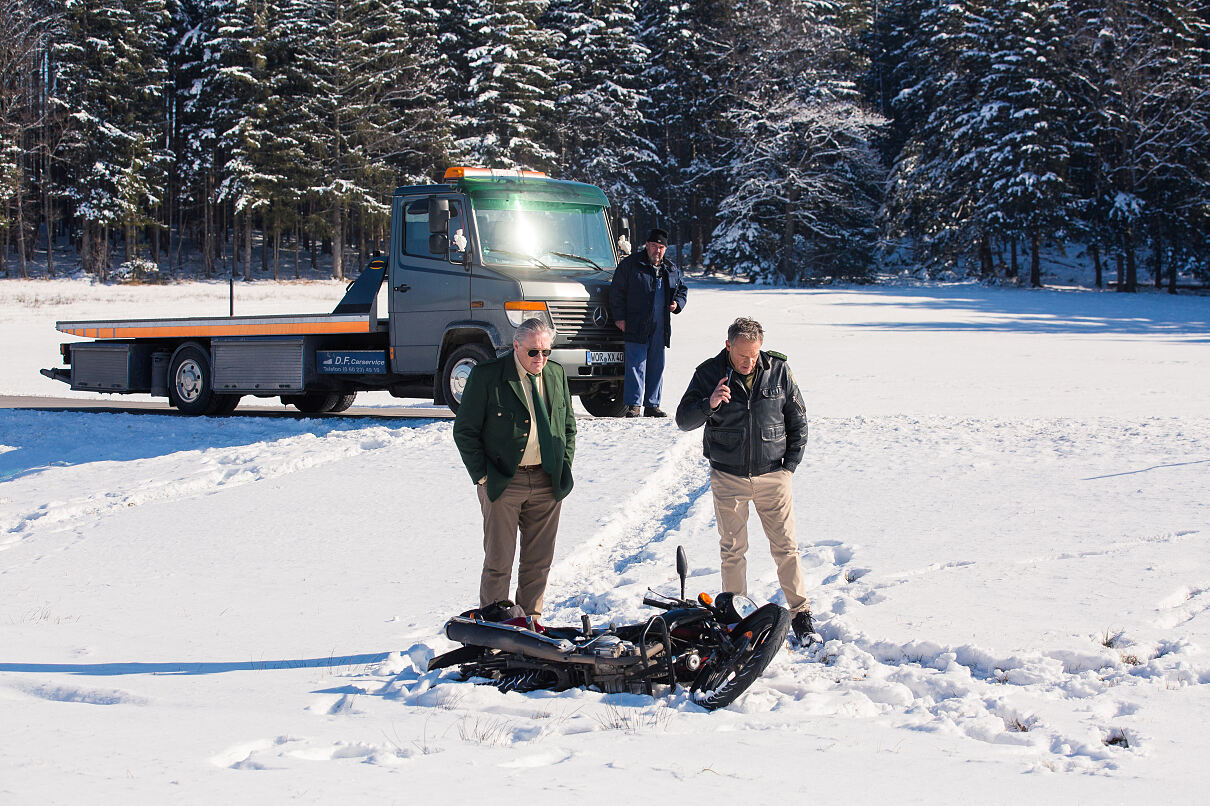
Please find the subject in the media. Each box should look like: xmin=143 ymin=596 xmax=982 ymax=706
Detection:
xmin=645 ymin=228 xmax=669 ymax=246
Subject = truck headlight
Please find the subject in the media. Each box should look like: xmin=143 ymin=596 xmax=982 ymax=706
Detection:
xmin=504 ymin=300 xmax=551 ymax=328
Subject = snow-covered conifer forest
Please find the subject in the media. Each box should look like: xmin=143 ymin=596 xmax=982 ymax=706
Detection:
xmin=0 ymin=0 xmax=1208 ymax=289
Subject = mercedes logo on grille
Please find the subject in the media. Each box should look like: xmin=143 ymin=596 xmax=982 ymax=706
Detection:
xmin=591 ymin=305 xmax=609 ymax=328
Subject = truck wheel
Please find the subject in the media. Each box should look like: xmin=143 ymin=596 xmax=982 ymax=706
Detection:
xmin=168 ymin=344 xmax=216 ymax=416
xmin=442 ymin=344 xmax=493 ymax=413
xmin=580 ymin=383 xmax=628 ymax=417
xmin=328 ymin=393 xmax=357 ymax=413
xmin=282 ymin=392 xmax=340 ymax=413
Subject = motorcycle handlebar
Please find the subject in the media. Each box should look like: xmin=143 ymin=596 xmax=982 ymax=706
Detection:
xmin=642 ymin=596 xmax=675 ymax=610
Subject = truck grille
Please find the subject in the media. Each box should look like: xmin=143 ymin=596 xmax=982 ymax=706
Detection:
xmin=548 ymin=301 xmax=622 ymax=346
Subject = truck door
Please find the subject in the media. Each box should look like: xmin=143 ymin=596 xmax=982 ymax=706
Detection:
xmin=390 ymin=194 xmax=471 ymax=373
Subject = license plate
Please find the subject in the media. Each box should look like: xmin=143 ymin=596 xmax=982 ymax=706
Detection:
xmin=586 ymin=350 xmax=624 ymax=365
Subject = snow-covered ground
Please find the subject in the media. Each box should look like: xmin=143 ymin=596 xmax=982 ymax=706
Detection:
xmin=2 ymin=278 xmax=1209 ymax=803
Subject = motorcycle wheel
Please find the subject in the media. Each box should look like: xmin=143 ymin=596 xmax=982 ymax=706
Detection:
xmin=494 ymin=669 xmax=560 ymax=694
xmin=690 ymin=603 xmax=790 ymax=711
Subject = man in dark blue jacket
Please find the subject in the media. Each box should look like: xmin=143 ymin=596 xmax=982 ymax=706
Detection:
xmin=609 ymin=228 xmax=688 ymax=417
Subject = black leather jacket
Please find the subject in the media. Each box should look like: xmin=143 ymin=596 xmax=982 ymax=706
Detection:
xmin=675 ymin=348 xmax=808 ymax=476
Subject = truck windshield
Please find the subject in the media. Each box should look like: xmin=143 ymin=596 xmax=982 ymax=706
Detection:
xmin=473 ymin=201 xmax=617 ymax=271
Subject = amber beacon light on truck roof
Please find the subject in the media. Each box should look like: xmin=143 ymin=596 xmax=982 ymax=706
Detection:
xmin=443 ymin=167 xmax=549 ymax=181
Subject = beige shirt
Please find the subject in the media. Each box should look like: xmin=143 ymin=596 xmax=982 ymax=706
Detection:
xmin=514 ymin=352 xmax=545 ymax=467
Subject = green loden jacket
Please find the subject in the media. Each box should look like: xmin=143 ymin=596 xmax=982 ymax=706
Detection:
xmin=452 ymin=352 xmax=576 ymax=502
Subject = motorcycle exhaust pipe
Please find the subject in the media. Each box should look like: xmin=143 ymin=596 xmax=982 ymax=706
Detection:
xmin=445 ymin=617 xmax=594 ymax=665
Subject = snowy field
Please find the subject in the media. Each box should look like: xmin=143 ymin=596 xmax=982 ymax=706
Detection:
xmin=2 ymin=277 xmax=1209 ymax=803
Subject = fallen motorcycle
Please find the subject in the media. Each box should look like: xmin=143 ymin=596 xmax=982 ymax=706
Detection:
xmin=428 ymin=547 xmax=791 ymax=710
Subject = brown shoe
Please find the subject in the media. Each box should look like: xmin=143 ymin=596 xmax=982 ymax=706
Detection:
xmin=643 ymin=406 xmax=668 ymax=418
xmin=625 ymin=405 xmax=641 ymax=417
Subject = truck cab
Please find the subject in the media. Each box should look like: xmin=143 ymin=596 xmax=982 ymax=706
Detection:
xmin=396 ymin=167 xmax=627 ymax=417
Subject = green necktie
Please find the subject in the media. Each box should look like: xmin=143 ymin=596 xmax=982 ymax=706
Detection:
xmin=527 ymin=372 xmax=558 ymax=476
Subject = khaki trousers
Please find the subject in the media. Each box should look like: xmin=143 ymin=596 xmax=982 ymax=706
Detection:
xmin=477 ymin=466 xmax=562 ymax=618
xmin=710 ymin=467 xmax=809 ymax=613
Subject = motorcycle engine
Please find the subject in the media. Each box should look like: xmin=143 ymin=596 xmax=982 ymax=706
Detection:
xmin=590 ymin=635 xmax=637 ymax=658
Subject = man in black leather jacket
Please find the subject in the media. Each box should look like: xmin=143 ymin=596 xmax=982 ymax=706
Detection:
xmin=675 ymin=317 xmax=815 ymax=645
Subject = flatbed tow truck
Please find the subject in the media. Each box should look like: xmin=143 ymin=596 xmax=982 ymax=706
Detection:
xmin=41 ymin=167 xmax=630 ymax=417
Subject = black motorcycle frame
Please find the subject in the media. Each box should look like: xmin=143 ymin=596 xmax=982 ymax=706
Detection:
xmin=428 ymin=547 xmax=792 ymax=710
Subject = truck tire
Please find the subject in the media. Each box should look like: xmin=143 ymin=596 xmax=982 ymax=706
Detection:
xmin=442 ymin=343 xmax=493 ymax=413
xmin=328 ymin=393 xmax=357 ymax=413
xmin=168 ymin=343 xmax=217 ymax=416
xmin=282 ymin=392 xmax=341 ymax=413
xmin=580 ymin=383 xmax=628 ymax=417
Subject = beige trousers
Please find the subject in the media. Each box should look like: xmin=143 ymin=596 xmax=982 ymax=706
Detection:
xmin=710 ymin=467 xmax=809 ymax=613
xmin=477 ymin=466 xmax=562 ymax=618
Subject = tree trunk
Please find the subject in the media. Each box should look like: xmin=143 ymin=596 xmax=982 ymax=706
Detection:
xmin=294 ymin=222 xmax=301 ymax=279
xmin=358 ymin=215 xmax=366 ymax=272
xmin=1008 ymin=239 xmax=1018 ymax=279
xmin=1168 ymin=246 xmax=1178 ymax=294
xmin=310 ymin=225 xmax=318 ymax=274
xmin=1122 ymin=230 xmax=1137 ymax=292
xmin=243 ymin=211 xmax=252 ymax=281
xmin=1152 ymin=218 xmax=1163 ymax=289
xmin=1029 ymin=230 xmax=1041 ymax=288
xmin=100 ymin=226 xmax=109 ymax=282
xmin=331 ymin=203 xmax=344 ymax=279
xmin=1091 ymin=242 xmax=1102 ymax=288
xmin=15 ymin=171 xmax=28 ymax=278
xmin=978 ymin=234 xmax=994 ymax=277
xmin=781 ymin=193 xmax=797 ymax=284
xmin=42 ymin=146 xmax=54 ymax=278
xmin=690 ymin=194 xmax=703 ymax=268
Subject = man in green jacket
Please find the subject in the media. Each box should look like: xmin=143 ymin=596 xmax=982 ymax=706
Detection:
xmin=452 ymin=318 xmax=576 ymax=621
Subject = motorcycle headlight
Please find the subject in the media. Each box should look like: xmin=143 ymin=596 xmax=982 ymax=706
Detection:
xmin=714 ymin=592 xmax=758 ymax=623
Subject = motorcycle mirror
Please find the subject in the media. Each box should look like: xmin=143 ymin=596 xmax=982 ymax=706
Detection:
xmin=676 ymin=545 xmax=688 ymax=600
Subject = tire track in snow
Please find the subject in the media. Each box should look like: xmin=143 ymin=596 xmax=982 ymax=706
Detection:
xmin=0 ymin=420 xmax=448 ymax=551
xmin=543 ymin=430 xmax=712 ymax=622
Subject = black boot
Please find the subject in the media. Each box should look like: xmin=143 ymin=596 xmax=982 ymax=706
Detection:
xmin=791 ymin=610 xmax=815 ymax=647
xmin=624 ymin=405 xmax=641 ymax=417
xmin=643 ymin=406 xmax=667 ymax=418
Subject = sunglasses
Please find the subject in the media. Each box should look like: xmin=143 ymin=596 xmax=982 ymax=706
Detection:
xmin=526 ymin=348 xmax=552 ymax=357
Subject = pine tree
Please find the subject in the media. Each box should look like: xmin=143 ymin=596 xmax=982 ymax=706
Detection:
xmin=543 ymin=0 xmax=657 ymax=215
xmin=882 ymin=0 xmax=998 ymax=274
xmin=970 ymin=0 xmax=1076 ymax=287
xmin=456 ymin=0 xmax=563 ymax=171
xmin=637 ymin=0 xmax=732 ymax=264
xmin=708 ymin=0 xmax=886 ymax=281
xmin=52 ymin=0 xmax=171 ymax=277
xmin=1068 ymin=0 xmax=1210 ymax=292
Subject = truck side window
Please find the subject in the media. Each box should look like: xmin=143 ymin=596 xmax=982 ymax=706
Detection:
xmin=403 ymin=199 xmax=465 ymax=261
xmin=403 ymin=200 xmax=432 ymax=258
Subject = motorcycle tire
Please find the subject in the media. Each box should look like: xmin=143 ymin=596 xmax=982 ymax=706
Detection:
xmin=494 ymin=669 xmax=560 ymax=694
xmin=690 ymin=603 xmax=790 ymax=711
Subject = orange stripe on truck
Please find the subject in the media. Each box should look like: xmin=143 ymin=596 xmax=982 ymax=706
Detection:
xmin=59 ymin=320 xmax=372 ymax=338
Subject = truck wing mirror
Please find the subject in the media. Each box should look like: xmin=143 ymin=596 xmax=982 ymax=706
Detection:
xmin=429 ymin=233 xmax=449 ymax=255
xmin=428 ymin=198 xmax=451 ymax=233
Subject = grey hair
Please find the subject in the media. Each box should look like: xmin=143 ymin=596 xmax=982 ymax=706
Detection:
xmin=727 ymin=317 xmax=764 ymax=344
xmin=514 ymin=317 xmax=557 ymax=342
